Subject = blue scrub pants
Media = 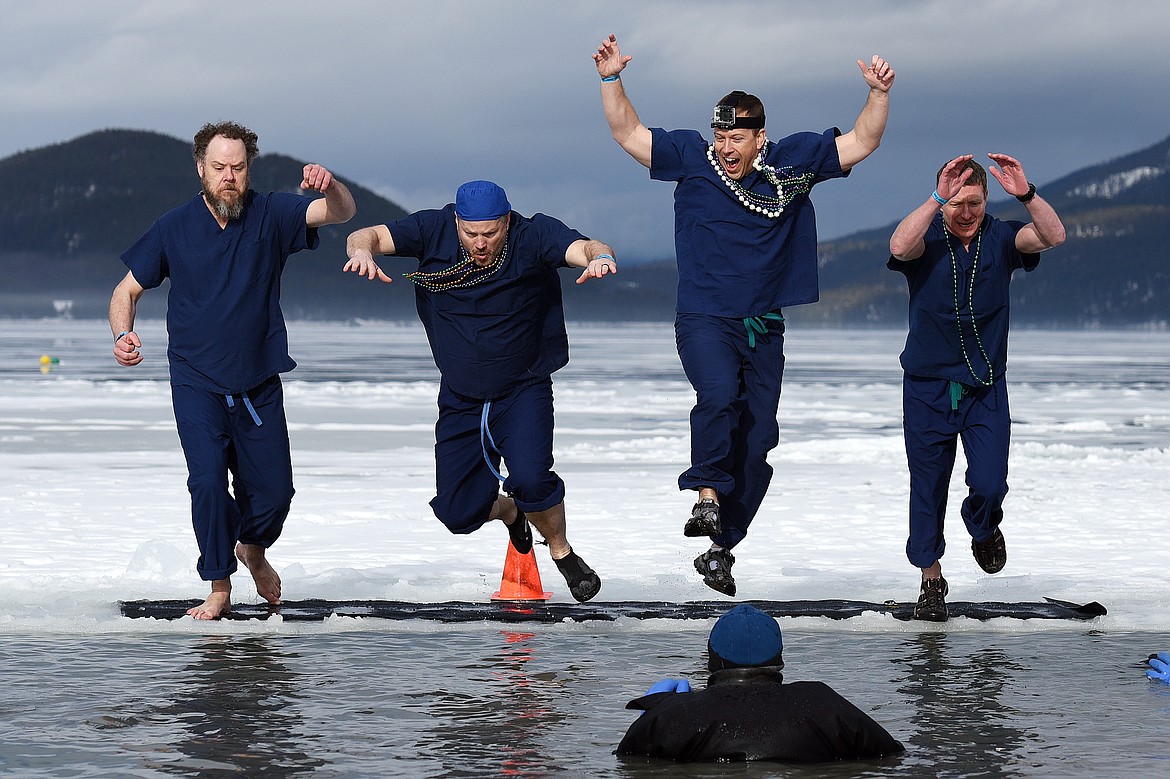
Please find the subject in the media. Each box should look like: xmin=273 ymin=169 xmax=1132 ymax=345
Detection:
xmin=675 ymin=312 xmax=786 ymax=550
xmin=172 ymin=375 xmax=294 ymax=581
xmin=902 ymin=374 xmax=1009 ymax=569
xmin=430 ymin=377 xmax=566 ymax=534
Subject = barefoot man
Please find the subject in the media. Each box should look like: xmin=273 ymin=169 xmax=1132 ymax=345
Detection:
xmin=109 ymin=121 xmax=356 ymax=618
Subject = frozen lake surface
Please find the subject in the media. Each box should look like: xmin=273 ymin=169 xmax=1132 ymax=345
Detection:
xmin=1 ymin=319 xmax=1168 ymax=776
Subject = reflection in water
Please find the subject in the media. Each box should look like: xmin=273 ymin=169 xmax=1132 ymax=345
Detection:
xmin=895 ymin=633 xmax=1036 ymax=776
xmin=145 ymin=635 xmax=324 ymax=777
xmin=412 ymin=628 xmax=565 ymax=778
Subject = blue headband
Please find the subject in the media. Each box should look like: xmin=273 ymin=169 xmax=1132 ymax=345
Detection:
xmin=455 ymin=180 xmax=511 ymax=221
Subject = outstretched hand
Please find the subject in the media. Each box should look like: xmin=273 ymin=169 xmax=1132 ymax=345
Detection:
xmin=987 ymin=153 xmax=1030 ymax=198
xmin=344 ymin=251 xmax=393 ymax=284
xmin=594 ymin=33 xmax=631 ymax=78
xmin=301 ymin=163 xmax=335 ymax=193
xmin=936 ymin=154 xmax=976 ymax=200
xmin=575 ymin=255 xmax=617 ymax=285
xmin=857 ymin=55 xmax=895 ymax=92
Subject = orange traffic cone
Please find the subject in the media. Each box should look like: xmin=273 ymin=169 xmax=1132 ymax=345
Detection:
xmin=491 ymin=541 xmax=553 ymax=601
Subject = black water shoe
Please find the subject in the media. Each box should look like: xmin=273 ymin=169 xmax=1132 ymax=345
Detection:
xmin=684 ymin=498 xmax=721 ymax=538
xmin=554 ymin=549 xmax=602 ymax=602
xmin=694 ymin=548 xmax=736 ymax=596
xmin=506 ymin=511 xmax=533 ymax=555
xmin=914 ymin=576 xmax=949 ymax=622
xmin=972 ymin=527 xmax=1007 ymax=574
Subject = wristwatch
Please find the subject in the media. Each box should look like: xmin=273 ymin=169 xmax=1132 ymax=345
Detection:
xmin=1015 ymin=182 xmax=1037 ymax=203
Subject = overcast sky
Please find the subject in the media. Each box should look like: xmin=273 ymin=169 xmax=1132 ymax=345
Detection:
xmin=4 ymin=0 xmax=1168 ymax=260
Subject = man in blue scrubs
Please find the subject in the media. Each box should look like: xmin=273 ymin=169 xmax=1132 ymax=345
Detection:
xmin=109 ymin=121 xmax=356 ymax=619
xmin=343 ymin=181 xmax=617 ymax=602
xmin=593 ymin=33 xmax=894 ymax=596
xmin=888 ymin=154 xmax=1065 ymax=620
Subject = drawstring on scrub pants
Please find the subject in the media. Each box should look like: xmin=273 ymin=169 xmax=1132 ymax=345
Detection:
xmin=225 ymin=392 xmax=264 ymax=426
xmin=948 ymin=381 xmax=967 ymax=412
xmin=480 ymin=400 xmax=506 ymax=482
xmin=742 ymin=312 xmax=784 ymax=350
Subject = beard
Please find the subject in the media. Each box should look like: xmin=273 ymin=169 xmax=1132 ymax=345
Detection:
xmin=202 ymin=176 xmax=247 ymax=221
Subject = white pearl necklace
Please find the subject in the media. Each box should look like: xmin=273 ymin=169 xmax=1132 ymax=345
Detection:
xmin=706 ymin=142 xmax=786 ymax=218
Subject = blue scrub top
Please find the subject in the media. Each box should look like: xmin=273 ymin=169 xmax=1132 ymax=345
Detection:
xmin=650 ymin=127 xmax=847 ymax=317
xmin=121 ymin=190 xmax=318 ymax=393
xmin=888 ymin=213 xmax=1040 ymax=384
xmin=387 ymin=205 xmax=585 ymax=399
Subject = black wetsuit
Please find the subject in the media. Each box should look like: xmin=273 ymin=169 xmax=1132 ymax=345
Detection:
xmin=617 ymin=668 xmax=904 ymax=763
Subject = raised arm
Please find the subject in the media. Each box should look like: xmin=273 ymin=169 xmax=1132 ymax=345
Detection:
xmin=987 ymin=153 xmax=1067 ymax=254
xmin=565 ymin=238 xmax=618 ymax=285
xmin=303 ymin=163 xmax=357 ymax=228
xmin=890 ymin=155 xmax=974 ymax=261
xmin=594 ymin=34 xmax=653 ymax=169
xmin=343 ymin=224 xmax=397 ymax=283
xmin=109 ymin=270 xmax=146 ymax=366
xmin=835 ymin=56 xmax=895 ymax=171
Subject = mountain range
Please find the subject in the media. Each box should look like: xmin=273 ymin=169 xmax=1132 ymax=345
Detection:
xmin=1 ymin=128 xmax=1167 ymax=326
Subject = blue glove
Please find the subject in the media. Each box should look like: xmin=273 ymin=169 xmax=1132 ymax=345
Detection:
xmin=1147 ymin=653 xmax=1170 ymax=684
xmin=645 ymin=678 xmax=693 ymax=695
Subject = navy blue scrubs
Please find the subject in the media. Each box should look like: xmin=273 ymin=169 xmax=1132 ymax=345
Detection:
xmin=386 ymin=206 xmax=584 ymax=533
xmin=122 ymin=191 xmax=317 ymax=580
xmin=888 ymin=213 xmax=1040 ymax=568
xmin=651 ymin=127 xmax=847 ymax=549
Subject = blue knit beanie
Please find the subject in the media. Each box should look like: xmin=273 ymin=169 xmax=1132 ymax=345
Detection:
xmin=707 ymin=604 xmax=784 ymax=671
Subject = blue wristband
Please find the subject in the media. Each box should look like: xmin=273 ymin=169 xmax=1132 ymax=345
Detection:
xmin=601 ymin=74 xmax=620 ymax=83
xmin=115 ymin=331 xmax=130 ymax=342
xmin=931 ymin=190 xmax=948 ymax=206
xmin=595 ymin=253 xmax=615 ymax=262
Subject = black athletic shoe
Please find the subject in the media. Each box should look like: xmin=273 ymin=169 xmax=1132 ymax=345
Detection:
xmin=684 ymin=498 xmax=721 ymax=538
xmin=972 ymin=527 xmax=1007 ymax=574
xmin=914 ymin=576 xmax=949 ymax=622
xmin=694 ymin=548 xmax=736 ymax=597
xmin=506 ymin=511 xmax=533 ymax=555
xmin=554 ymin=549 xmax=602 ymax=602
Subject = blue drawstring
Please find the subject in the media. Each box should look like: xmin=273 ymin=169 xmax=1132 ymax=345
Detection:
xmin=742 ymin=312 xmax=784 ymax=349
xmin=480 ymin=401 xmax=505 ymax=482
xmin=225 ymin=393 xmax=263 ymax=426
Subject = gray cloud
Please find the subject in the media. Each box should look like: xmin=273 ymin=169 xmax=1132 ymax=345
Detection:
xmin=3 ymin=0 xmax=1167 ymax=259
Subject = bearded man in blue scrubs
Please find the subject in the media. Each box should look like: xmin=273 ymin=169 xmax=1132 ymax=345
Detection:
xmin=593 ymin=33 xmax=894 ymax=596
xmin=889 ymin=154 xmax=1065 ymax=621
xmin=110 ymin=121 xmax=356 ymax=619
xmin=344 ymin=180 xmax=617 ymax=602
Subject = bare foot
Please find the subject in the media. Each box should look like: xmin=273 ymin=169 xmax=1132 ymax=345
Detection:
xmin=187 ymin=582 xmax=231 ymax=620
xmin=236 ymin=542 xmax=282 ymax=604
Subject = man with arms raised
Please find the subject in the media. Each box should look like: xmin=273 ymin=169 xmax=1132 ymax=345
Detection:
xmin=888 ymin=153 xmax=1065 ymax=620
xmin=593 ymin=33 xmax=894 ymax=596
xmin=110 ymin=121 xmax=356 ymax=619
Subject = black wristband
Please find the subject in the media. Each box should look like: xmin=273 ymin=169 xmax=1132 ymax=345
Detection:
xmin=1015 ymin=182 xmax=1037 ymax=203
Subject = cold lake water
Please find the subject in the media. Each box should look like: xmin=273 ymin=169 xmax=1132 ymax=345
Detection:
xmin=1 ymin=319 xmax=1168 ymax=776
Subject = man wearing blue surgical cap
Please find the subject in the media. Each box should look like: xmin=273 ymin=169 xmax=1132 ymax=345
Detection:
xmin=343 ymin=180 xmax=618 ymax=602
xmin=617 ymin=604 xmax=904 ymax=762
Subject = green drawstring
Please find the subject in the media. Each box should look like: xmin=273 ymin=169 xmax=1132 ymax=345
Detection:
xmin=743 ymin=312 xmax=784 ymax=349
xmin=949 ymin=380 xmax=967 ymax=411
